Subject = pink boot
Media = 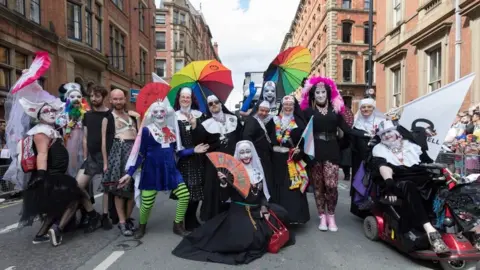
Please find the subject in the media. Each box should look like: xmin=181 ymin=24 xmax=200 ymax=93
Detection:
xmin=318 ymin=214 xmax=328 ymax=231
xmin=327 ymin=214 xmax=338 ymax=232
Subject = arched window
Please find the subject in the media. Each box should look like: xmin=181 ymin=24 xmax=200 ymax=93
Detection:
xmin=342 ymin=22 xmax=352 ymax=43
xmin=343 ymin=59 xmax=353 ymax=82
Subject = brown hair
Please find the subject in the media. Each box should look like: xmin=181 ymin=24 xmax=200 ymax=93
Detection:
xmin=91 ymin=85 xmax=109 ymax=98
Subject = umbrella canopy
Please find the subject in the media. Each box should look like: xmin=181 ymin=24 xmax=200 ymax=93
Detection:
xmin=168 ymin=60 xmax=234 ymax=113
xmin=136 ymin=82 xmax=171 ymax=118
xmin=263 ymin=46 xmax=312 ymax=98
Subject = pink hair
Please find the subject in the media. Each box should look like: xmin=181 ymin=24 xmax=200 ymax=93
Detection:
xmin=300 ymin=76 xmax=345 ymax=114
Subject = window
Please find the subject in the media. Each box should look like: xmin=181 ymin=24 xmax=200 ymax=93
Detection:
xmin=343 ymin=59 xmax=353 ymax=82
xmin=30 ymin=0 xmax=40 ymax=24
xmin=392 ymin=67 xmax=401 ymax=107
xmin=112 ymin=0 xmax=123 ymax=10
xmin=0 ymin=47 xmax=10 ymax=92
xmin=180 ymin=13 xmax=186 ymax=25
xmin=109 ymin=25 xmax=126 ymax=72
xmin=393 ymin=0 xmax=402 ymax=26
xmin=173 ymin=10 xmax=179 ymax=24
xmin=15 ymin=53 xmax=27 ymax=69
xmin=95 ymin=4 xmax=102 ymax=51
xmin=364 ymin=0 xmax=371 ymax=10
xmin=139 ymin=49 xmax=146 ymax=82
xmin=365 ymin=60 xmax=374 ymax=83
xmin=67 ymin=2 xmax=82 ymax=41
xmin=175 ymin=60 xmax=183 ymax=73
xmin=156 ymin=14 xmax=165 ymax=24
xmin=86 ymin=2 xmax=93 ymax=46
xmin=428 ymin=47 xmax=442 ymax=92
xmin=364 ymin=24 xmax=370 ymax=44
xmin=342 ymin=22 xmax=352 ymax=43
xmin=14 ymin=0 xmax=25 ymax=15
xmin=179 ymin=33 xmax=185 ymax=50
xmin=342 ymin=0 xmax=351 ymax=9
xmin=174 ymin=32 xmax=178 ymax=50
xmin=156 ymin=32 xmax=166 ymax=50
xmin=139 ymin=2 xmax=145 ymax=32
xmin=155 ymin=59 xmax=166 ymax=77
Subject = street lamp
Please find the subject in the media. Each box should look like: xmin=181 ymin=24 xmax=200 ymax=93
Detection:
xmin=366 ymin=0 xmax=374 ymax=97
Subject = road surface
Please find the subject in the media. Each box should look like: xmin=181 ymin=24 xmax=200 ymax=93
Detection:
xmin=0 ymin=176 xmax=451 ymax=270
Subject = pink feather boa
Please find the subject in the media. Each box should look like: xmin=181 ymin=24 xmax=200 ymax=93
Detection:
xmin=300 ymin=76 xmax=345 ymax=114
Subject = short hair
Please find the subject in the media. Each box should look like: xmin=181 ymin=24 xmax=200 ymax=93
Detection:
xmin=91 ymin=85 xmax=109 ymax=98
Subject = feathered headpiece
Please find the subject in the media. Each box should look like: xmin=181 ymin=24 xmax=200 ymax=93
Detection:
xmin=300 ymin=76 xmax=345 ymax=114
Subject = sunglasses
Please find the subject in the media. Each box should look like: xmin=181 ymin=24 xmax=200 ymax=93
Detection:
xmin=208 ymin=100 xmax=220 ymax=106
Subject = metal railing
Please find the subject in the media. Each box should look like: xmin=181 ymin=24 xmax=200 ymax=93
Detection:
xmin=0 ymin=164 xmax=17 ymax=198
xmin=435 ymin=152 xmax=480 ymax=176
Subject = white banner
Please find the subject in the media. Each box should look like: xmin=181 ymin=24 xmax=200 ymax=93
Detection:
xmin=399 ymin=73 xmax=476 ymax=161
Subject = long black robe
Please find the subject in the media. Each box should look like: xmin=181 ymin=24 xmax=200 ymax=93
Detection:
xmin=172 ymin=184 xmax=293 ymax=265
xmin=242 ymin=116 xmax=274 ymax=189
xmin=269 ymin=116 xmax=310 ymax=224
xmin=193 ymin=115 xmax=243 ymax=221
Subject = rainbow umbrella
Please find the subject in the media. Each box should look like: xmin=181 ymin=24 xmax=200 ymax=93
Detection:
xmin=263 ymin=46 xmax=312 ymax=98
xmin=168 ymin=60 xmax=234 ymax=113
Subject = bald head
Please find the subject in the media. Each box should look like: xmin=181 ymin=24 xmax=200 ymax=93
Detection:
xmin=110 ymin=88 xmax=126 ymax=111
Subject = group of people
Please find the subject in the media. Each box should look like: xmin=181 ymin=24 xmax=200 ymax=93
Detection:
xmin=5 ymin=69 xmax=469 ymax=264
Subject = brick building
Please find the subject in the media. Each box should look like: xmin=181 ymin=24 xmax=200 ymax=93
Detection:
xmin=154 ymin=0 xmax=220 ymax=82
xmin=281 ymin=0 xmax=376 ymax=111
xmin=375 ymin=0 xmax=480 ymax=112
xmin=0 ymin=0 xmax=156 ymax=116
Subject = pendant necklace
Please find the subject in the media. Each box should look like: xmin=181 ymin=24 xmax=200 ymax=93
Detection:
xmin=316 ymin=103 xmax=328 ymax=116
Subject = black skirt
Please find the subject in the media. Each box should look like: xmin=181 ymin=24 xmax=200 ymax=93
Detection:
xmin=20 ymin=172 xmax=85 ymax=226
xmin=172 ymin=202 xmax=293 ymax=265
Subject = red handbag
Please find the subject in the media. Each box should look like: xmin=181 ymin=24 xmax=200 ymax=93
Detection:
xmin=265 ymin=210 xmax=290 ymax=254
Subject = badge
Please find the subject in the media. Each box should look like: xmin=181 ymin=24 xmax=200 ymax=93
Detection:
xmin=161 ymin=143 xmax=170 ymax=148
xmin=186 ymin=126 xmax=191 ymax=131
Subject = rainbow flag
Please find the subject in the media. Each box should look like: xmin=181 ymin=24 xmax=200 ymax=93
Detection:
xmin=301 ymin=116 xmax=315 ymax=159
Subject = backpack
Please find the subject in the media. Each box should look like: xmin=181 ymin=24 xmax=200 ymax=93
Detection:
xmin=18 ymin=135 xmax=37 ymax=173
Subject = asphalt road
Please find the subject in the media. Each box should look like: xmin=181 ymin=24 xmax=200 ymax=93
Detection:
xmin=0 ymin=175 xmax=453 ymax=270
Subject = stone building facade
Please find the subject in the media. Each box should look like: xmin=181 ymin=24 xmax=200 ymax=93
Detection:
xmin=281 ymin=0 xmax=376 ymax=111
xmin=0 ymin=0 xmax=157 ymax=115
xmin=154 ymin=0 xmax=219 ymax=82
xmin=375 ymin=0 xmax=480 ymax=112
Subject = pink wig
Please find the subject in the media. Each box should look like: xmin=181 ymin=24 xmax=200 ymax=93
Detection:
xmin=300 ymin=76 xmax=345 ymax=114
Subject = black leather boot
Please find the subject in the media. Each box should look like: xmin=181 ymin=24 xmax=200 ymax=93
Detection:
xmin=134 ymin=224 xmax=146 ymax=239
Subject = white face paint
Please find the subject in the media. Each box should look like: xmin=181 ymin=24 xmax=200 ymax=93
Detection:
xmin=39 ymin=105 xmax=57 ymax=125
xmin=238 ymin=143 xmax=253 ymax=165
xmin=68 ymin=90 xmax=83 ymax=105
xmin=381 ymin=130 xmax=402 ymax=148
xmin=150 ymin=104 xmax=167 ymax=126
xmin=263 ymin=87 xmax=276 ymax=103
xmin=315 ymin=84 xmax=327 ymax=105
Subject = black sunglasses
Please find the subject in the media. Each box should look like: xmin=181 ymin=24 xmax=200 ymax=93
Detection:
xmin=208 ymin=100 xmax=220 ymax=106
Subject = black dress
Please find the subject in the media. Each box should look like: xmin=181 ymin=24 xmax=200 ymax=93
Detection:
xmin=193 ymin=116 xmax=243 ymax=221
xmin=269 ymin=118 xmax=310 ymax=224
xmin=242 ymin=116 xmax=274 ymax=189
xmin=20 ymin=139 xmax=85 ymax=226
xmin=172 ymin=185 xmax=293 ymax=265
xmin=175 ymin=113 xmax=207 ymax=230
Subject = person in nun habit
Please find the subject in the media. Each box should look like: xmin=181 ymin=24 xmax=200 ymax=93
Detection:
xmin=369 ymin=120 xmax=451 ymax=255
xmin=192 ymin=95 xmax=243 ymax=221
xmin=351 ymin=97 xmax=385 ymax=179
xmin=259 ymin=81 xmax=279 ymax=115
xmin=171 ymin=87 xmax=209 ymax=231
xmin=242 ymin=100 xmax=275 ymax=191
xmin=172 ymin=140 xmax=293 ymax=265
xmin=269 ymin=95 xmax=310 ymax=225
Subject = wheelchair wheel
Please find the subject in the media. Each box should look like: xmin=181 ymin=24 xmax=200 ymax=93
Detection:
xmin=364 ymin=216 xmax=379 ymax=241
xmin=439 ymin=260 xmax=477 ymax=270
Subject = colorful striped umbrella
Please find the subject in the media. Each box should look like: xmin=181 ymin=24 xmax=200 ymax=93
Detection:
xmin=263 ymin=46 xmax=312 ymax=98
xmin=168 ymin=60 xmax=234 ymax=113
